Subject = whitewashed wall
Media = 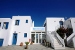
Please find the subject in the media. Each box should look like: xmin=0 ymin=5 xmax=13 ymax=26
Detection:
xmin=64 ymin=18 xmax=75 ymax=47
xmin=8 ymin=16 xmax=32 ymax=45
xmin=46 ymin=18 xmax=64 ymax=32
xmin=0 ymin=18 xmax=11 ymax=46
xmin=69 ymin=18 xmax=75 ymax=47
xmin=63 ymin=19 xmax=72 ymax=29
xmin=43 ymin=17 xmax=64 ymax=43
xmin=71 ymin=18 xmax=75 ymax=33
xmin=73 ymin=37 xmax=75 ymax=48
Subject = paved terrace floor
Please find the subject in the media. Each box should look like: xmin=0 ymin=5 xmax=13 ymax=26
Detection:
xmin=0 ymin=44 xmax=75 ymax=50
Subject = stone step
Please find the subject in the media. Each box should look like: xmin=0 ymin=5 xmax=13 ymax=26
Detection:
xmin=54 ymin=44 xmax=62 ymax=46
xmin=55 ymin=47 xmax=65 ymax=49
xmin=54 ymin=45 xmax=62 ymax=47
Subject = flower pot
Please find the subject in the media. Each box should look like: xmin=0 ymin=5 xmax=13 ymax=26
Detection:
xmin=25 ymin=42 xmax=29 ymax=49
xmin=30 ymin=42 xmax=33 ymax=45
xmin=20 ymin=42 xmax=23 ymax=46
xmin=25 ymin=45 xmax=28 ymax=49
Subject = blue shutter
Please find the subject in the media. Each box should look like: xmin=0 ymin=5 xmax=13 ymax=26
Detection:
xmin=6 ymin=22 xmax=9 ymax=29
xmin=24 ymin=33 xmax=27 ymax=37
xmin=26 ymin=20 xmax=28 ymax=23
xmin=15 ymin=20 xmax=20 ymax=25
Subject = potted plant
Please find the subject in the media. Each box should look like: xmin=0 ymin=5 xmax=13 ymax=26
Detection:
xmin=25 ymin=42 xmax=29 ymax=49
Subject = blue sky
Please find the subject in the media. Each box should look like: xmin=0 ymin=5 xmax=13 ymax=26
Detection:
xmin=0 ymin=0 xmax=75 ymax=26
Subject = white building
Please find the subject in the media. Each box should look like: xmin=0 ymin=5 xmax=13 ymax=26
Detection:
xmin=0 ymin=16 xmax=75 ymax=49
xmin=0 ymin=18 xmax=11 ymax=46
xmin=63 ymin=18 xmax=75 ymax=48
xmin=43 ymin=17 xmax=65 ymax=49
xmin=0 ymin=16 xmax=45 ymax=46
xmin=43 ymin=17 xmax=75 ymax=49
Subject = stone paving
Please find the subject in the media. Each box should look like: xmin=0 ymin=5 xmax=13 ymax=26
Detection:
xmin=0 ymin=44 xmax=75 ymax=50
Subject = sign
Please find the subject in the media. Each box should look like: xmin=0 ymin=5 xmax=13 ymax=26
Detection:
xmin=33 ymin=27 xmax=45 ymax=30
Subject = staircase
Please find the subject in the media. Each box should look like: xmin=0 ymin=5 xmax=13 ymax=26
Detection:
xmin=67 ymin=33 xmax=75 ymax=47
xmin=53 ymin=37 xmax=64 ymax=49
xmin=53 ymin=34 xmax=65 ymax=49
xmin=48 ymin=31 xmax=65 ymax=49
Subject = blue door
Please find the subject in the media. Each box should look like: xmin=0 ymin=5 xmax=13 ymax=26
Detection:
xmin=0 ymin=39 xmax=4 ymax=47
xmin=12 ymin=33 xmax=17 ymax=45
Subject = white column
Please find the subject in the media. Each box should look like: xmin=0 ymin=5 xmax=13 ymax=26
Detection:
xmin=35 ymin=33 xmax=36 ymax=44
xmin=38 ymin=34 xmax=39 ymax=43
xmin=41 ymin=32 xmax=42 ymax=43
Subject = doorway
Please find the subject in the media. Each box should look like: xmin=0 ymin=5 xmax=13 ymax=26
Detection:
xmin=39 ymin=34 xmax=42 ymax=43
xmin=0 ymin=39 xmax=4 ymax=46
xmin=31 ymin=34 xmax=35 ymax=43
xmin=12 ymin=33 xmax=17 ymax=45
xmin=31 ymin=33 xmax=45 ymax=44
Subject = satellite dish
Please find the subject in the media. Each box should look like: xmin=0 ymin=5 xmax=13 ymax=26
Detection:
xmin=65 ymin=17 xmax=67 ymax=20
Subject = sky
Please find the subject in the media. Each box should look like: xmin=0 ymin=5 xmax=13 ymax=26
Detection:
xmin=0 ymin=0 xmax=75 ymax=26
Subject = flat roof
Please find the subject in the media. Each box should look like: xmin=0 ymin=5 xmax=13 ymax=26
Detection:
xmin=46 ymin=17 xmax=64 ymax=18
xmin=31 ymin=30 xmax=45 ymax=32
xmin=0 ymin=18 xmax=11 ymax=19
xmin=43 ymin=17 xmax=65 ymax=26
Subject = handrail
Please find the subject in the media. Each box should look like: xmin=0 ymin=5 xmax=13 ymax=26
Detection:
xmin=67 ymin=33 xmax=75 ymax=44
xmin=47 ymin=31 xmax=54 ymax=48
xmin=55 ymin=31 xmax=65 ymax=47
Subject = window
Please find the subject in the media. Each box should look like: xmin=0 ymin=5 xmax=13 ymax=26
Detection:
xmin=69 ymin=20 xmax=71 ymax=23
xmin=3 ymin=22 xmax=9 ymax=29
xmin=59 ymin=21 xmax=63 ymax=25
xmin=0 ymin=22 xmax=1 ymax=27
xmin=26 ymin=20 xmax=28 ymax=23
xmin=44 ymin=23 xmax=46 ymax=27
xmin=42 ymin=32 xmax=45 ymax=33
xmin=15 ymin=20 xmax=20 ymax=25
xmin=36 ymin=32 xmax=41 ymax=33
xmin=24 ymin=33 xmax=27 ymax=37
xmin=31 ymin=32 xmax=35 ymax=33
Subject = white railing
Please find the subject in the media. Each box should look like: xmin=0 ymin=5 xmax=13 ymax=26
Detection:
xmin=67 ymin=33 xmax=75 ymax=44
xmin=47 ymin=31 xmax=54 ymax=48
xmin=50 ymin=34 xmax=54 ymax=48
xmin=55 ymin=31 xmax=65 ymax=47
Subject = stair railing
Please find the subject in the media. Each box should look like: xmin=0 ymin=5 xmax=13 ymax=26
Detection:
xmin=47 ymin=31 xmax=54 ymax=48
xmin=55 ymin=25 xmax=66 ymax=48
xmin=54 ymin=31 xmax=65 ymax=48
xmin=67 ymin=33 xmax=75 ymax=45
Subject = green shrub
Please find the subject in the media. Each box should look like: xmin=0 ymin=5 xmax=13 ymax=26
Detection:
xmin=25 ymin=42 xmax=29 ymax=45
xmin=56 ymin=28 xmax=65 ymax=39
